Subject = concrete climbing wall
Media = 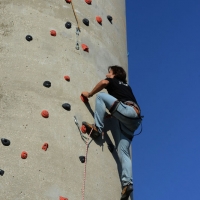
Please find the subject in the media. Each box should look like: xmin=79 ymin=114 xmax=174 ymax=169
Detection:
xmin=0 ymin=0 xmax=128 ymax=199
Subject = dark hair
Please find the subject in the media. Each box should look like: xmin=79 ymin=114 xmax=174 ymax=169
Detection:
xmin=108 ymin=65 xmax=127 ymax=83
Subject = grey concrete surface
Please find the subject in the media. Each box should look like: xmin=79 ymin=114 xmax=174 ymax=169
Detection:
xmin=0 ymin=0 xmax=130 ymax=199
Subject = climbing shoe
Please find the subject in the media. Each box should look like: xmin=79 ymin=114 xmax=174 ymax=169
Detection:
xmin=120 ymin=184 xmax=133 ymax=200
xmin=82 ymin=121 xmax=100 ymax=139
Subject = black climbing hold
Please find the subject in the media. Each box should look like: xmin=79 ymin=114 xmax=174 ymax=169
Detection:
xmin=107 ymin=15 xmax=113 ymax=23
xmin=0 ymin=169 xmax=4 ymax=176
xmin=26 ymin=35 xmax=33 ymax=42
xmin=43 ymin=81 xmax=51 ymax=88
xmin=62 ymin=103 xmax=71 ymax=111
xmin=65 ymin=22 xmax=72 ymax=29
xmin=1 ymin=138 xmax=10 ymax=146
xmin=79 ymin=156 xmax=85 ymax=163
xmin=82 ymin=18 xmax=89 ymax=26
xmin=108 ymin=143 xmax=114 ymax=153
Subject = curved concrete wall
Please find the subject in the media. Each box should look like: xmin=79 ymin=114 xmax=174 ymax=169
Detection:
xmin=0 ymin=0 xmax=128 ymax=199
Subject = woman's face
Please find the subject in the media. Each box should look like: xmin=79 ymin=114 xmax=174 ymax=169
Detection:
xmin=106 ymin=69 xmax=115 ymax=79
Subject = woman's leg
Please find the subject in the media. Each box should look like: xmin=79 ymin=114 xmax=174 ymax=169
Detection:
xmin=117 ymin=132 xmax=133 ymax=187
xmin=94 ymin=92 xmax=117 ymax=133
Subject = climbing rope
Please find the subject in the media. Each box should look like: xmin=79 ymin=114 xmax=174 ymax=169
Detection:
xmin=69 ymin=0 xmax=81 ymax=50
xmin=82 ymin=128 xmax=93 ymax=200
xmin=70 ymin=0 xmax=80 ymax=31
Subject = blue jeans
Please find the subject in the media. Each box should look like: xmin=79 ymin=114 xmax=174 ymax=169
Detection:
xmin=94 ymin=92 xmax=141 ymax=186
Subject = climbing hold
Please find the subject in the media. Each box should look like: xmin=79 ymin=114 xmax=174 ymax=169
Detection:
xmin=108 ymin=144 xmax=114 ymax=153
xmin=50 ymin=30 xmax=56 ymax=36
xmin=79 ymin=156 xmax=85 ymax=163
xmin=107 ymin=15 xmax=113 ymax=23
xmin=96 ymin=16 xmax=102 ymax=24
xmin=42 ymin=143 xmax=48 ymax=151
xmin=82 ymin=18 xmax=89 ymax=26
xmin=65 ymin=0 xmax=71 ymax=3
xmin=21 ymin=151 xmax=28 ymax=159
xmin=41 ymin=110 xmax=49 ymax=118
xmin=26 ymin=35 xmax=33 ymax=42
xmin=62 ymin=103 xmax=71 ymax=111
xmin=80 ymin=94 xmax=88 ymax=103
xmin=64 ymin=75 xmax=70 ymax=81
xmin=81 ymin=125 xmax=87 ymax=133
xmin=43 ymin=81 xmax=51 ymax=88
xmin=0 ymin=169 xmax=4 ymax=176
xmin=59 ymin=196 xmax=68 ymax=200
xmin=1 ymin=138 xmax=10 ymax=146
xmin=85 ymin=0 xmax=92 ymax=4
xmin=81 ymin=44 xmax=89 ymax=52
xmin=65 ymin=22 xmax=71 ymax=29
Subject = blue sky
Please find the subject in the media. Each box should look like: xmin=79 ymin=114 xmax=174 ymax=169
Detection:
xmin=126 ymin=0 xmax=200 ymax=199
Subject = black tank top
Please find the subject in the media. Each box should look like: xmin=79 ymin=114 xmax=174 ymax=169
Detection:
xmin=105 ymin=78 xmax=138 ymax=105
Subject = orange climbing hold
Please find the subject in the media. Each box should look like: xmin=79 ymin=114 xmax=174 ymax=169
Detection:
xmin=65 ymin=0 xmax=71 ymax=3
xmin=59 ymin=196 xmax=68 ymax=200
xmin=80 ymin=94 xmax=88 ymax=103
xmin=96 ymin=16 xmax=102 ymax=24
xmin=41 ymin=110 xmax=49 ymax=118
xmin=81 ymin=44 xmax=89 ymax=52
xmin=21 ymin=151 xmax=28 ymax=159
xmin=42 ymin=143 xmax=48 ymax=151
xmin=85 ymin=0 xmax=92 ymax=4
xmin=64 ymin=75 xmax=70 ymax=81
xmin=81 ymin=125 xmax=87 ymax=133
xmin=50 ymin=30 xmax=56 ymax=36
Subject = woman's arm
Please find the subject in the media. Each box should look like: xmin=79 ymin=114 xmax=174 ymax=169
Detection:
xmin=82 ymin=79 xmax=109 ymax=98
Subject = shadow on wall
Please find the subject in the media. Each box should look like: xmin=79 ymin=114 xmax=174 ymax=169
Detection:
xmin=83 ymin=101 xmax=123 ymax=186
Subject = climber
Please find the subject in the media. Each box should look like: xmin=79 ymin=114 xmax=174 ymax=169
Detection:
xmin=81 ymin=65 xmax=142 ymax=200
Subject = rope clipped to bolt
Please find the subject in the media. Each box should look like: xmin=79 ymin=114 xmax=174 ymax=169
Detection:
xmin=82 ymin=128 xmax=93 ymax=200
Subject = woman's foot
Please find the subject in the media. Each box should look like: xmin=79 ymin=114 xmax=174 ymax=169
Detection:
xmin=82 ymin=121 xmax=100 ymax=139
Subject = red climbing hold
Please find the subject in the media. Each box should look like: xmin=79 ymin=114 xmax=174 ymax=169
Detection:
xmin=41 ymin=110 xmax=49 ymax=118
xmin=65 ymin=0 xmax=71 ymax=3
xmin=59 ymin=196 xmax=68 ymax=200
xmin=96 ymin=16 xmax=102 ymax=24
xmin=80 ymin=94 xmax=88 ymax=103
xmin=81 ymin=44 xmax=89 ymax=52
xmin=85 ymin=0 xmax=92 ymax=4
xmin=64 ymin=75 xmax=70 ymax=81
xmin=81 ymin=125 xmax=87 ymax=133
xmin=42 ymin=143 xmax=48 ymax=151
xmin=21 ymin=151 xmax=28 ymax=159
xmin=50 ymin=30 xmax=56 ymax=36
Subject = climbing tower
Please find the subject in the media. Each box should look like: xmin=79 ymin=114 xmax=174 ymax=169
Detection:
xmin=0 ymin=0 xmax=129 ymax=199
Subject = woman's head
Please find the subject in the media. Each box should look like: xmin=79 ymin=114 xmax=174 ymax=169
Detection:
xmin=107 ymin=65 xmax=127 ymax=83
